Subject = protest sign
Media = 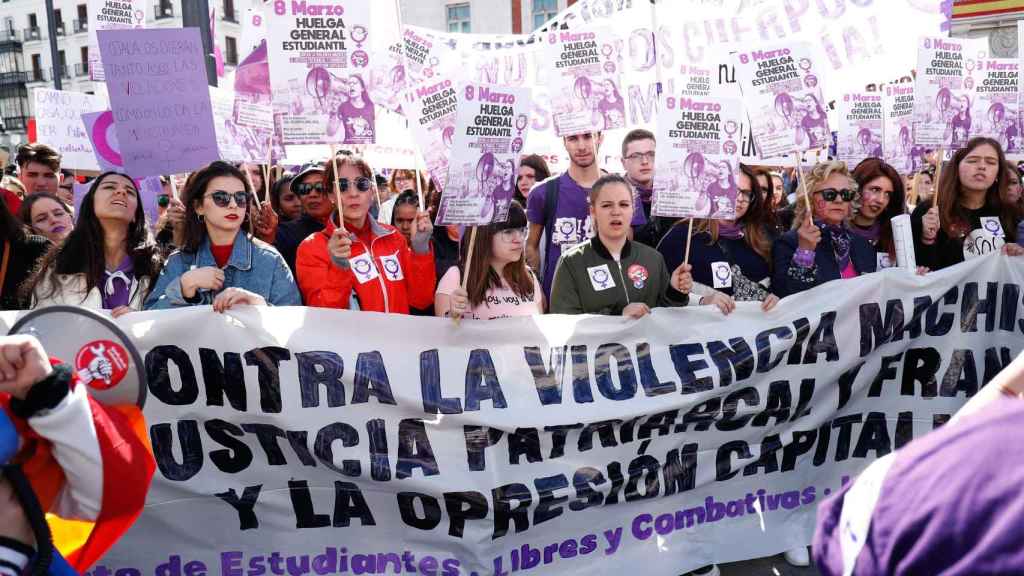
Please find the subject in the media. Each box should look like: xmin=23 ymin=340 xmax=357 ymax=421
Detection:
xmin=912 ymin=36 xmax=986 ymax=148
xmin=210 ymin=87 xmax=247 ymax=163
xmin=883 ymin=83 xmax=919 ymax=175
xmin=732 ymin=42 xmax=829 ymax=159
xmin=33 ymin=89 xmax=106 ymax=171
xmin=82 ymin=110 xmax=122 ymax=172
xmin=836 ymin=92 xmax=883 ymax=169
xmin=652 ymin=94 xmax=743 ymax=219
xmin=87 ymin=0 xmax=146 ymax=81
xmin=266 ymin=0 xmax=374 ymax=145
xmin=966 ymin=58 xmax=1021 ymax=157
xmin=407 ymin=77 xmax=459 ymax=193
xmin=98 ymin=28 xmax=219 ymax=178
xmin=541 ymin=27 xmax=625 ymax=136
xmin=232 ymin=5 xmax=278 ymax=163
xmin=51 ymin=254 xmax=1024 ymax=576
xmin=437 ymin=83 xmax=532 ymax=226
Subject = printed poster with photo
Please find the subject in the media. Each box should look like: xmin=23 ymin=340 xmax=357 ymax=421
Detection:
xmin=836 ymin=92 xmax=883 ymax=169
xmin=437 ymin=83 xmax=532 ymax=226
xmin=913 ymin=36 xmax=987 ymax=149
xmin=406 ymin=77 xmax=459 ymax=194
xmin=966 ymin=57 xmax=1021 ymax=157
xmin=652 ymin=94 xmax=743 ymax=220
xmin=883 ymin=83 xmax=920 ymax=175
xmin=541 ymin=27 xmax=625 ymax=136
xmin=732 ymin=41 xmax=830 ymax=158
xmin=266 ymin=0 xmax=375 ymax=145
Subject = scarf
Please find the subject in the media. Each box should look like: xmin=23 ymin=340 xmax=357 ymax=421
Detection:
xmin=848 ymin=220 xmax=881 ymax=245
xmin=823 ymin=223 xmax=852 ymax=271
xmin=718 ymin=221 xmax=744 ymax=240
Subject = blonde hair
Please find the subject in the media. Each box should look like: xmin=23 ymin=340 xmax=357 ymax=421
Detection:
xmin=791 ymin=160 xmax=856 ymax=230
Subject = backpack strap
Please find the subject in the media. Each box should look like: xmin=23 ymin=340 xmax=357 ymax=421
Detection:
xmin=542 ymin=175 xmax=560 ymax=250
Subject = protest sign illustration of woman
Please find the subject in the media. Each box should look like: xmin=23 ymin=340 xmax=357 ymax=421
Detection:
xmin=597 ymin=78 xmax=625 ymax=129
xmin=800 ymin=93 xmax=829 ymax=148
xmin=339 ymin=75 xmax=376 ymax=143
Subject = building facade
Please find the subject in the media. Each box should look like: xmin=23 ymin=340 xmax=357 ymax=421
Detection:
xmin=398 ymin=0 xmax=573 ymax=35
xmin=0 ymin=0 xmax=251 ymax=146
xmin=950 ymin=0 xmax=1024 ymax=57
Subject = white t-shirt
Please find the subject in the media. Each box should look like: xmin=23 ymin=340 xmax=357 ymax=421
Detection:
xmin=436 ymin=266 xmax=543 ymax=320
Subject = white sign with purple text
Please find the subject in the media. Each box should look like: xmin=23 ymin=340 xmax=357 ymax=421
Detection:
xmin=542 ymin=27 xmax=625 ymax=137
xmin=836 ymin=92 xmax=883 ymax=169
xmin=913 ymin=36 xmax=986 ymax=149
xmin=883 ymin=83 xmax=919 ymax=175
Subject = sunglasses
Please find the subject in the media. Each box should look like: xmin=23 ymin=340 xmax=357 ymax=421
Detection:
xmin=158 ymin=194 xmax=170 ymax=208
xmin=294 ymin=182 xmax=325 ymax=197
xmin=818 ymin=188 xmax=856 ymax=202
xmin=338 ymin=177 xmax=373 ymax=193
xmin=206 ymin=191 xmax=249 ymax=208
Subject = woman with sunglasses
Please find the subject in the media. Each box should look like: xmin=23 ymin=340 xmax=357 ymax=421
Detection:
xmin=145 ymin=162 xmax=300 ymax=311
xmin=269 ymin=164 xmax=331 ymax=275
xmin=658 ymin=164 xmax=779 ymax=314
xmin=772 ymin=161 xmax=877 ymax=297
xmin=26 ymin=172 xmax=163 ymax=316
xmin=912 ymin=137 xmax=1024 ymax=270
xmin=296 ymin=155 xmax=435 ymax=313
xmin=19 ymin=192 xmax=72 ymax=245
xmin=550 ymin=175 xmax=693 ymax=316
xmin=849 ymin=159 xmax=907 ymax=268
xmin=435 ymin=202 xmax=542 ymax=320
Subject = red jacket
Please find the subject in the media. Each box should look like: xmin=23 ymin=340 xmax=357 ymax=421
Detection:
xmin=296 ymin=217 xmax=436 ymax=313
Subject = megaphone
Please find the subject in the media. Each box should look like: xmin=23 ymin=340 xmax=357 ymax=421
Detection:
xmin=7 ymin=305 xmax=147 ymax=408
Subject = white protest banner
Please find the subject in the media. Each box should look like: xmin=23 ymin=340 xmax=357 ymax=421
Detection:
xmin=733 ymin=42 xmax=830 ymax=159
xmin=266 ymin=0 xmax=374 ymax=145
xmin=541 ymin=27 xmax=625 ymax=136
xmin=913 ymin=36 xmax=986 ymax=149
xmin=966 ymin=58 xmax=1022 ymax=158
xmin=653 ymin=94 xmax=742 ymax=219
xmin=87 ymin=0 xmax=146 ymax=81
xmin=406 ymin=77 xmax=458 ymax=193
xmin=437 ymin=83 xmax=532 ymax=226
xmin=836 ymin=92 xmax=883 ymax=169
xmin=53 ymin=254 xmax=1024 ymax=576
xmin=32 ymin=89 xmax=106 ymax=171
xmin=883 ymin=83 xmax=920 ymax=175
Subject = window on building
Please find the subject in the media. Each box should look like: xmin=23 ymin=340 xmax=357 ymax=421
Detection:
xmin=28 ymin=14 xmax=37 ymax=28
xmin=77 ymin=4 xmax=87 ymax=20
xmin=54 ymin=9 xmax=64 ymax=34
xmin=225 ymin=36 xmax=238 ymax=66
xmin=446 ymin=3 xmax=470 ymax=33
xmin=532 ymin=0 xmax=558 ymax=30
xmin=223 ymin=0 xmax=236 ymax=21
xmin=58 ymin=50 xmax=67 ymax=77
xmin=30 ymin=54 xmax=41 ymax=81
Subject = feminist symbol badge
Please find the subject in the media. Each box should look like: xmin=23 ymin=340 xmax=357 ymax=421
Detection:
xmin=587 ymin=264 xmax=616 ymax=292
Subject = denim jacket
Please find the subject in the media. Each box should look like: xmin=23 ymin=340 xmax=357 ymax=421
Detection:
xmin=144 ymin=233 xmax=301 ymax=309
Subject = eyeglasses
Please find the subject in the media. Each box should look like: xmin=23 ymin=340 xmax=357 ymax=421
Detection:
xmin=817 ymin=188 xmax=856 ymax=202
xmin=497 ymin=227 xmax=529 ymax=241
xmin=157 ymin=194 xmax=170 ymax=208
xmin=736 ymin=190 xmax=752 ymax=203
xmin=625 ymin=151 xmax=656 ymax=162
xmin=338 ymin=177 xmax=373 ymax=193
xmin=294 ymin=182 xmax=325 ymax=196
xmin=206 ymin=190 xmax=249 ymax=208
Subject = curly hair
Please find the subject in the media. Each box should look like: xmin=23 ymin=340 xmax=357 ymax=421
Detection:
xmin=791 ymin=160 xmax=856 ymax=229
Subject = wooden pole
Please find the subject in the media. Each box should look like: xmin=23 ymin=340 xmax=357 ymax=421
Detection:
xmin=932 ymin=147 xmax=944 ymax=226
xmin=330 ymin=144 xmax=342 ymax=227
xmin=454 ymin=225 xmax=478 ymax=324
xmin=683 ymin=218 xmax=694 ymax=264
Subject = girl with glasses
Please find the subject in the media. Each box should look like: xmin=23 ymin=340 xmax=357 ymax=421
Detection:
xmin=26 ymin=172 xmax=163 ymax=316
xmin=435 ymin=202 xmax=542 ymax=320
xmin=912 ymin=137 xmax=1024 ymax=270
xmin=296 ymin=155 xmax=436 ymax=314
xmin=657 ymin=164 xmax=780 ymax=315
xmin=145 ymin=161 xmax=300 ymax=311
xmin=772 ymin=161 xmax=877 ymax=297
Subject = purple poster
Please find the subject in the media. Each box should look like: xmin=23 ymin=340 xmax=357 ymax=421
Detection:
xmin=437 ymin=83 xmax=532 ymax=226
xmin=97 ymin=28 xmax=219 ymax=178
xmin=82 ymin=110 xmax=123 ymax=173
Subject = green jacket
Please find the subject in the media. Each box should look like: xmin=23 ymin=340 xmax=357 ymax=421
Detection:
xmin=549 ymin=237 xmax=688 ymax=315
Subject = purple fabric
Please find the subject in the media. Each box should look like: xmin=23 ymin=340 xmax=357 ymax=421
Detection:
xmin=100 ymin=255 xmax=134 ymax=310
xmin=849 ymin=220 xmax=881 ymax=245
xmin=792 ymin=248 xmax=816 ymax=268
xmin=717 ymin=221 xmax=744 ymax=240
xmin=527 ymin=172 xmax=646 ymax=297
xmin=630 ymin=178 xmax=653 ymax=204
xmin=814 ymin=397 xmax=1024 ymax=575
xmin=824 ymin=224 xmax=852 ymax=271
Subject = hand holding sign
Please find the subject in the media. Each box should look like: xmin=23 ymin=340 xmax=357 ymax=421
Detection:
xmin=921 ymin=207 xmax=940 ymax=244
xmin=671 ymin=263 xmax=693 ymax=294
xmin=797 ymin=214 xmax=822 ymax=251
xmin=328 ymin=229 xmax=354 ymax=261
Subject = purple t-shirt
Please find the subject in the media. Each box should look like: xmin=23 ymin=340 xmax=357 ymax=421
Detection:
xmin=101 ymin=255 xmax=135 ymax=310
xmin=814 ymin=397 xmax=1024 ymax=575
xmin=527 ymin=173 xmax=646 ymax=298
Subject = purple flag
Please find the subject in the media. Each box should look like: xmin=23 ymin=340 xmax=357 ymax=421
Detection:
xmin=97 ymin=28 xmax=219 ymax=177
xmin=81 ymin=110 xmax=123 ymax=172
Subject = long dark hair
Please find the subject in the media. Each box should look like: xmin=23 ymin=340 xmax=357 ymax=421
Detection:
xmin=181 ymin=161 xmax=253 ymax=253
xmin=25 ymin=171 xmax=161 ymax=303
xmin=459 ymin=202 xmax=534 ymax=308
xmin=269 ymin=172 xmax=295 ymax=219
xmin=937 ymin=136 xmax=1015 ymax=240
xmin=18 ymin=191 xmax=72 ymax=232
xmin=852 ymin=158 xmax=906 ymax=258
